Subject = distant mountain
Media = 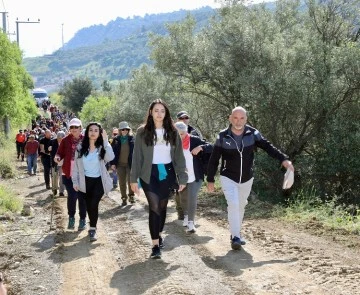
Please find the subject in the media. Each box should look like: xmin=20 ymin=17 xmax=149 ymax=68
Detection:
xmin=23 ymin=6 xmax=217 ymax=91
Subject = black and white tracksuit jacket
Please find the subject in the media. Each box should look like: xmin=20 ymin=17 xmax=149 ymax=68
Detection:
xmin=206 ymin=125 xmax=288 ymax=184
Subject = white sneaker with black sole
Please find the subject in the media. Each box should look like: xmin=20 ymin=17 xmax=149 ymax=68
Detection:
xmin=182 ymin=215 xmax=188 ymax=227
xmin=187 ymin=221 xmax=196 ymax=233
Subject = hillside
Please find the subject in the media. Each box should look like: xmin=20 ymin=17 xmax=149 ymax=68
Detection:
xmin=23 ymin=6 xmax=217 ymax=91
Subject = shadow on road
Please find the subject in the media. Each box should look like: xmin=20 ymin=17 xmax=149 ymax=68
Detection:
xmin=201 ymin=249 xmax=298 ymax=277
xmin=110 ymin=260 xmax=180 ymax=295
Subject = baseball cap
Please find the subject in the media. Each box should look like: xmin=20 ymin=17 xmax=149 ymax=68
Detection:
xmin=282 ymin=168 xmax=294 ymax=189
xmin=176 ymin=111 xmax=189 ymax=119
xmin=69 ymin=118 xmax=82 ymax=127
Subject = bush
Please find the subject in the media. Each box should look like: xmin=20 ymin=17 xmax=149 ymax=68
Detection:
xmin=0 ymin=133 xmax=16 ymax=179
xmin=0 ymin=184 xmax=23 ymax=215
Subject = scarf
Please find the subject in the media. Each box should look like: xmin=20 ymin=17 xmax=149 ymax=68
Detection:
xmin=120 ymin=135 xmax=128 ymax=144
xmin=182 ymin=134 xmax=190 ymax=150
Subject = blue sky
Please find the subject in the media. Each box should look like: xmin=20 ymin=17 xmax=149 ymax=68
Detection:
xmin=1 ymin=0 xmax=220 ymax=57
xmin=1 ymin=0 xmax=266 ymax=58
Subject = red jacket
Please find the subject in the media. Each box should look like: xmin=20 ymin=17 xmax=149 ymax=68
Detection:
xmin=56 ymin=134 xmax=83 ymax=178
xmin=25 ymin=140 xmax=39 ymax=155
xmin=16 ymin=133 xmax=26 ymax=143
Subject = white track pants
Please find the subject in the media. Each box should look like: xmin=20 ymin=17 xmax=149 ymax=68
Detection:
xmin=220 ymin=176 xmax=254 ymax=238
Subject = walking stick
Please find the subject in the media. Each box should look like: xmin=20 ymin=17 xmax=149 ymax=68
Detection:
xmin=49 ymin=146 xmax=57 ymax=230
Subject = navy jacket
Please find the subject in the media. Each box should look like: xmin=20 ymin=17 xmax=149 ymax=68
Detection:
xmin=110 ymin=135 xmax=134 ymax=168
xmin=189 ymin=135 xmax=213 ymax=182
xmin=207 ymin=125 xmax=288 ymax=184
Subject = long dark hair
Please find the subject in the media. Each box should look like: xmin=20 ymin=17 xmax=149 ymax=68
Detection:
xmin=143 ymin=99 xmax=177 ymax=146
xmin=78 ymin=122 xmax=106 ymax=159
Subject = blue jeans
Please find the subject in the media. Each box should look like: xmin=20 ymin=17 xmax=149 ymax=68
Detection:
xmin=27 ymin=154 xmax=38 ymax=174
xmin=110 ymin=169 xmax=117 ymax=185
xmin=62 ymin=175 xmax=87 ymax=219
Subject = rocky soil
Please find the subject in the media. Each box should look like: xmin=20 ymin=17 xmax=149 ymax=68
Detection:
xmin=0 ymin=161 xmax=359 ymax=295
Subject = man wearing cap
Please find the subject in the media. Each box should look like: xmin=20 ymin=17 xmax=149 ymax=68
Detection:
xmin=50 ymin=130 xmax=66 ymax=196
xmin=24 ymin=134 xmax=39 ymax=176
xmin=207 ymin=106 xmax=294 ymax=250
xmin=55 ymin=118 xmax=87 ymax=230
xmin=110 ymin=121 xmax=135 ymax=206
xmin=15 ymin=129 xmax=26 ymax=161
xmin=176 ymin=111 xmax=202 ymax=139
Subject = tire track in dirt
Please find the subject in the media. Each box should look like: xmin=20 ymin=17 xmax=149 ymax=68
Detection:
xmin=56 ymin=188 xmax=360 ymax=295
xmin=243 ymin=222 xmax=360 ymax=294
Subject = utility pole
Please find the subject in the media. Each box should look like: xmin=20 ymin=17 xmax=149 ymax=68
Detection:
xmin=15 ymin=18 xmax=40 ymax=47
xmin=1 ymin=11 xmax=6 ymax=33
xmin=0 ymin=11 xmax=10 ymax=137
xmin=61 ymin=23 xmax=64 ymax=48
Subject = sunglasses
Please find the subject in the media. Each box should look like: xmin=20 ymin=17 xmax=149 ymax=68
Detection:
xmin=180 ymin=116 xmax=189 ymax=120
xmin=70 ymin=126 xmax=80 ymax=129
xmin=113 ymin=133 xmax=118 ymax=136
xmin=120 ymin=129 xmax=129 ymax=131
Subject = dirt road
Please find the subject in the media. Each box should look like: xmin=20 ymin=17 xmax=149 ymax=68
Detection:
xmin=1 ymin=162 xmax=360 ymax=294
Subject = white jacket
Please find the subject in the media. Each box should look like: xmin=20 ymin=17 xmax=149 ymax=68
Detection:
xmin=72 ymin=142 xmax=115 ymax=194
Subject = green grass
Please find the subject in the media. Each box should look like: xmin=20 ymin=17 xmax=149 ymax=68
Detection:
xmin=0 ymin=133 xmax=17 ymax=179
xmin=0 ymin=184 xmax=23 ymax=215
xmin=200 ymin=180 xmax=360 ymax=234
xmin=273 ymin=188 xmax=360 ymax=234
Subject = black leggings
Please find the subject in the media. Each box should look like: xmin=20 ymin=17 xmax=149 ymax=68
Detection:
xmin=79 ymin=176 xmax=104 ymax=228
xmin=140 ymin=163 xmax=176 ymax=240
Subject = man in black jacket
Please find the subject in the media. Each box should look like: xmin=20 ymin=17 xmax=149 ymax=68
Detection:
xmin=207 ymin=107 xmax=294 ymax=250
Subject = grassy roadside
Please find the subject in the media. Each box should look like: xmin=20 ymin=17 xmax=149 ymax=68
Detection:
xmin=0 ymin=133 xmax=23 ymax=221
xmin=198 ymin=182 xmax=360 ymax=235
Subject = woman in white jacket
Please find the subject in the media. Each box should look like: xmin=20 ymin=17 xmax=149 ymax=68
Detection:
xmin=72 ymin=122 xmax=114 ymax=241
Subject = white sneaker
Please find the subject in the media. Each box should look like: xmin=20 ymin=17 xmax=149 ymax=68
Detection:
xmin=182 ymin=215 xmax=188 ymax=227
xmin=187 ymin=221 xmax=196 ymax=233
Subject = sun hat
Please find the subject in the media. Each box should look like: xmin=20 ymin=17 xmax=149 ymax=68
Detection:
xmin=119 ymin=121 xmax=131 ymax=130
xmin=69 ymin=118 xmax=82 ymax=127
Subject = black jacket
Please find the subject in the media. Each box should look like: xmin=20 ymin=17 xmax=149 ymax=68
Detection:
xmin=207 ymin=125 xmax=288 ymax=184
xmin=189 ymin=135 xmax=213 ymax=182
xmin=110 ymin=135 xmax=134 ymax=168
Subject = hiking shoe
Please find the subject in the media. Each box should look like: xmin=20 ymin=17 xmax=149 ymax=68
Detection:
xmin=177 ymin=212 xmax=184 ymax=220
xmin=68 ymin=217 xmax=75 ymax=229
xmin=78 ymin=219 xmax=86 ymax=231
xmin=129 ymin=195 xmax=135 ymax=204
xmin=159 ymin=236 xmax=164 ymax=249
xmin=150 ymin=245 xmax=161 ymax=259
xmin=231 ymin=236 xmax=242 ymax=250
xmin=182 ymin=215 xmax=188 ymax=227
xmin=46 ymin=184 xmax=51 ymax=189
xmin=121 ymin=200 xmax=127 ymax=206
xmin=88 ymin=229 xmax=97 ymax=242
xmin=59 ymin=192 xmax=65 ymax=197
xmin=187 ymin=221 xmax=196 ymax=233
xmin=239 ymin=236 xmax=246 ymax=245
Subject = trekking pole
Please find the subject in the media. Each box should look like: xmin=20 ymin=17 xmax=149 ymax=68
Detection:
xmin=49 ymin=146 xmax=57 ymax=231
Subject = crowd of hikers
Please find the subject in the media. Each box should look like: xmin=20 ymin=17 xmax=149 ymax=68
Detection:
xmin=16 ymin=99 xmax=294 ymax=259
